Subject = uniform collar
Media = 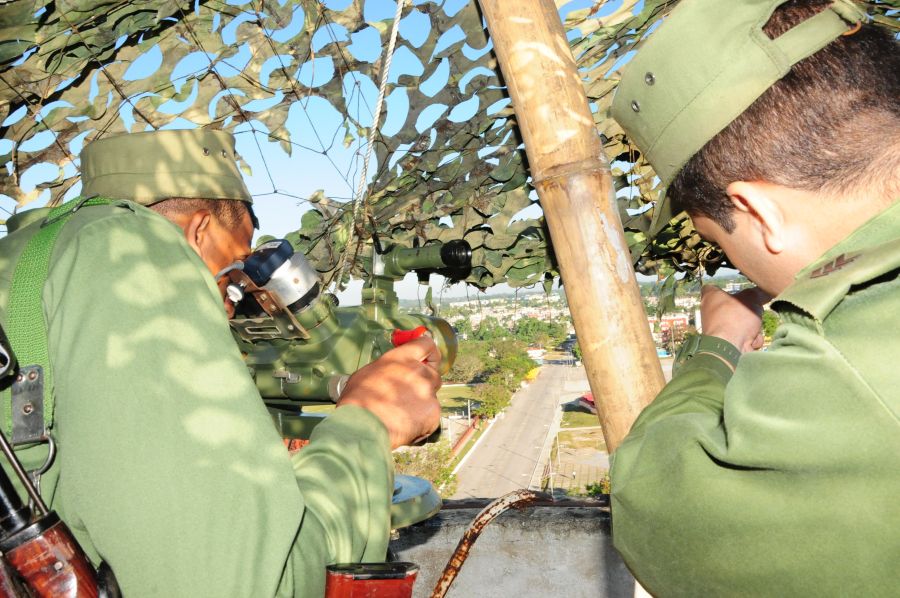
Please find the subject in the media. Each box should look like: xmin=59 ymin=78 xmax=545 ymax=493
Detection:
xmin=772 ymin=200 xmax=900 ymax=323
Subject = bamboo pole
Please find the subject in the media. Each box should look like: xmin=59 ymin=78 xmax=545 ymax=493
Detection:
xmin=478 ymin=0 xmax=665 ymax=451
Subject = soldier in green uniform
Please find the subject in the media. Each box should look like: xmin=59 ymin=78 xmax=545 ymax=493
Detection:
xmin=0 ymin=129 xmax=442 ymax=596
xmin=608 ymin=0 xmax=898 ymax=595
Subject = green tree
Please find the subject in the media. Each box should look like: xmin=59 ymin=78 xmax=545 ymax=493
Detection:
xmin=468 ymin=340 xmax=498 ymax=372
xmin=533 ymin=330 xmax=551 ymax=348
xmin=393 ymin=440 xmax=457 ymax=497
xmin=762 ymin=310 xmax=780 ymax=341
xmin=572 ymin=340 xmax=582 ymax=362
xmin=447 ymin=349 xmax=486 ymax=383
xmin=513 ymin=317 xmax=542 ymax=344
xmin=453 ymin=317 xmax=472 ymax=339
xmin=493 ymin=339 xmax=524 ymax=361
xmin=498 ymin=353 xmax=533 ymax=381
xmin=457 ymin=338 xmax=536 ymax=419
xmin=472 ymin=382 xmax=510 ymax=418
xmin=474 ymin=316 xmax=506 ymax=341
xmin=513 ymin=316 xmax=568 ymax=348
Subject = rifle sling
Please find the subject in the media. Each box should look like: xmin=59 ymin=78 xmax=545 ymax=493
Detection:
xmin=4 ymin=197 xmax=111 ymax=443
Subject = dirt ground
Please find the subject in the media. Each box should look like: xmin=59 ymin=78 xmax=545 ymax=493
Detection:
xmin=545 ymin=398 xmax=609 ymax=495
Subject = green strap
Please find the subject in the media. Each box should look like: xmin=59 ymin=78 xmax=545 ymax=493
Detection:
xmin=772 ymin=0 xmax=865 ymax=69
xmin=5 ymin=196 xmax=111 ymax=436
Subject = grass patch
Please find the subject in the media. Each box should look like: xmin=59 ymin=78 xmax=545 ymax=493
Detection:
xmin=438 ymin=384 xmax=477 ymax=414
xmin=561 ymin=409 xmax=601 ymax=429
xmin=558 ymin=428 xmax=607 ymax=452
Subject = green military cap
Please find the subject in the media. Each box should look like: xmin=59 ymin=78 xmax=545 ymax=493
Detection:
xmin=80 ymin=129 xmax=253 ymax=206
xmin=611 ymin=0 xmax=866 ymax=236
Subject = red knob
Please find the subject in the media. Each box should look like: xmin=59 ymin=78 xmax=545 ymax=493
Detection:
xmin=391 ymin=326 xmax=428 ymax=347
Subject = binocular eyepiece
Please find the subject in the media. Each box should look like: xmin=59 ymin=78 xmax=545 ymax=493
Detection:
xmin=380 ymin=240 xmax=472 ymax=281
xmin=439 ymin=240 xmax=473 ymax=269
xmin=222 ymin=240 xmax=321 ymax=321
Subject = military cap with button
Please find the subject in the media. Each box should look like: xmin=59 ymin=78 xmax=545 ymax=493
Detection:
xmin=80 ymin=128 xmax=253 ymax=206
xmin=610 ymin=0 xmax=867 ymax=237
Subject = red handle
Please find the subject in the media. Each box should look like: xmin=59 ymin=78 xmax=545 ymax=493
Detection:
xmin=391 ymin=326 xmax=428 ymax=347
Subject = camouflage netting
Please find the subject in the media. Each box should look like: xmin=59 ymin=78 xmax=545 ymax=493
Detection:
xmin=1 ymin=0 xmax=898 ymax=291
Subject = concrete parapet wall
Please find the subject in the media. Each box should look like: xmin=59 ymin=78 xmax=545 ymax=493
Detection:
xmin=390 ymin=499 xmax=635 ymax=598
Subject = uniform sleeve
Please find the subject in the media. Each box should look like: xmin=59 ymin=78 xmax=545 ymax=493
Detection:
xmin=610 ymin=321 xmax=900 ymax=595
xmin=277 ymin=406 xmax=393 ymax=598
xmin=43 ymin=210 xmax=392 ymax=597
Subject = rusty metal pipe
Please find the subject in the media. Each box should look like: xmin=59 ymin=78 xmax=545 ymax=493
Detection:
xmin=431 ymin=490 xmax=544 ymax=598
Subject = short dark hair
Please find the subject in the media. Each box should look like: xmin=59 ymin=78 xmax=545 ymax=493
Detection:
xmin=150 ymin=198 xmax=258 ymax=230
xmin=669 ymin=0 xmax=900 ymax=232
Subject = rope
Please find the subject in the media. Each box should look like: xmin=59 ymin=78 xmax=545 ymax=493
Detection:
xmin=333 ymin=0 xmax=407 ymax=291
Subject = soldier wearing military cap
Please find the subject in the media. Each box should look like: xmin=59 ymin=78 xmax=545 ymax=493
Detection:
xmin=608 ymin=0 xmax=899 ymax=594
xmin=0 ymin=128 xmax=441 ymax=596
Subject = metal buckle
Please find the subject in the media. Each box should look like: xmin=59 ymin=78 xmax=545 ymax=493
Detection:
xmin=40 ymin=194 xmax=99 ymax=228
xmin=11 ymin=365 xmax=47 ymax=445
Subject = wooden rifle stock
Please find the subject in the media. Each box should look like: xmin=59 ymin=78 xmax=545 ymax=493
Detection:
xmin=0 ymin=325 xmax=119 ymax=597
xmin=0 ymin=436 xmax=120 ymax=598
xmin=0 ymin=513 xmax=105 ymax=598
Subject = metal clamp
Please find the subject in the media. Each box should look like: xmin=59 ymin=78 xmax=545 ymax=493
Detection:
xmin=11 ymin=365 xmax=48 ymax=445
xmin=27 ymin=435 xmax=56 ymax=512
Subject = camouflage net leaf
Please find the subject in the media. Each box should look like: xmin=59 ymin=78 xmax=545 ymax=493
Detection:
xmin=1 ymin=0 xmax=897 ymax=292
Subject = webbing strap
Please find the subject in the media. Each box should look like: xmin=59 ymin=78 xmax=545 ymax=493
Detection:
xmin=5 ymin=196 xmax=111 ymax=436
xmin=773 ymin=1 xmax=864 ymax=69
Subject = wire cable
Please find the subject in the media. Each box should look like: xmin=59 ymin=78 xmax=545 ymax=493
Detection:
xmin=331 ymin=0 xmax=407 ymax=291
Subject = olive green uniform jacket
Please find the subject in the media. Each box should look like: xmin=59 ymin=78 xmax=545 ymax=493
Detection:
xmin=611 ymin=201 xmax=900 ymax=597
xmin=0 ymin=201 xmax=393 ymax=596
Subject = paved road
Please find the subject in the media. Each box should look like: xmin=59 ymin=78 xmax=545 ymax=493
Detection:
xmin=451 ymin=363 xmax=589 ymax=499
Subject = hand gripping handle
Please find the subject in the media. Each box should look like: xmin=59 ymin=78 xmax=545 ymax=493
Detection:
xmin=391 ymin=326 xmax=440 ymax=445
xmin=390 ymin=326 xmax=428 ymax=347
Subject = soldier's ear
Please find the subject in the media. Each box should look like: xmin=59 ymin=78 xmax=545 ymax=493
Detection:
xmin=725 ymin=181 xmax=785 ymax=255
xmin=182 ymin=209 xmax=213 ymax=257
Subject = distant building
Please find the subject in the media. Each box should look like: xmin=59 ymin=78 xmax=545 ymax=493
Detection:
xmin=647 ymin=312 xmax=691 ymax=345
xmin=659 ymin=313 xmax=690 ymax=333
xmin=674 ymin=295 xmax=699 ymax=309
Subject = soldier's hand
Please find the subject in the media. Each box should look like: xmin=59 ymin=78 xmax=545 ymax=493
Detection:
xmin=337 ymin=335 xmax=442 ymax=450
xmin=700 ymin=285 xmax=769 ymax=353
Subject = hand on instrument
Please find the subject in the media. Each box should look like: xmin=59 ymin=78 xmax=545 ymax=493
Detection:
xmin=700 ymin=285 xmax=770 ymax=353
xmin=337 ymin=335 xmax=442 ymax=449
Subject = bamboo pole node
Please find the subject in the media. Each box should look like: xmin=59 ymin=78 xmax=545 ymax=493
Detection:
xmin=479 ymin=0 xmax=665 ymax=452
